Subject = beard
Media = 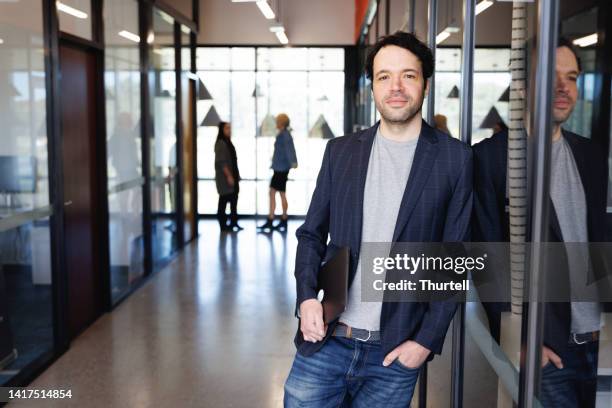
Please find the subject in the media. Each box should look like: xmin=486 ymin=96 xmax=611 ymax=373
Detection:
xmin=375 ymin=90 xmax=425 ymax=124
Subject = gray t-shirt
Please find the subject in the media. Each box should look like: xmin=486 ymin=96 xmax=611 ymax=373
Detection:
xmin=339 ymin=129 xmax=418 ymax=331
xmin=550 ymin=136 xmax=601 ymax=334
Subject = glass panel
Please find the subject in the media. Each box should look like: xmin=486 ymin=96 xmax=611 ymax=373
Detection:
xmin=104 ymin=0 xmax=144 ymax=302
xmin=257 ymin=48 xmax=308 ymax=71
xmin=181 ymin=28 xmax=192 ymax=74
xmin=57 ymin=0 xmax=92 ymax=40
xmin=436 ymin=48 xmax=462 ymax=72
xmin=196 ymin=47 xmax=230 ymax=70
xmin=472 ymin=70 xmax=511 ymax=144
xmin=538 ymin=3 xmax=609 ymax=406
xmin=308 ymin=48 xmax=344 ymax=71
xmin=562 ymin=7 xmax=597 ymax=140
xmin=434 ymin=72 xmax=461 ymax=138
xmin=197 ymin=71 xmax=230 ymax=180
xmin=0 ymin=219 xmax=53 ymax=384
xmin=466 ymin=2 xmax=536 ymax=407
xmin=151 ymin=9 xmax=178 ymax=268
xmin=474 ymin=48 xmax=511 ymax=71
xmin=231 ymin=47 xmax=255 ymax=71
xmin=231 ymin=70 xmax=256 ymax=180
xmin=0 ymin=1 xmax=52 ymax=383
xmin=433 ymin=49 xmax=511 ymax=143
xmin=197 ymin=47 xmax=345 ymax=216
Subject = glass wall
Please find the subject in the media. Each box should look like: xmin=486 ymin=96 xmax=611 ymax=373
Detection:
xmin=151 ymin=9 xmax=179 ymax=268
xmin=104 ymin=0 xmax=145 ymax=303
xmin=358 ymin=1 xmax=611 ymax=406
xmin=434 ymin=48 xmax=511 ymax=144
xmin=466 ymin=1 xmax=611 ymax=407
xmin=0 ymin=0 xmax=53 ymax=384
xmin=57 ymin=0 xmax=93 ymax=40
xmin=196 ymin=47 xmax=345 ymax=216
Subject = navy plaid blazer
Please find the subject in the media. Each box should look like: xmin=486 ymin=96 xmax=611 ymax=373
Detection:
xmin=293 ymin=120 xmax=473 ymax=358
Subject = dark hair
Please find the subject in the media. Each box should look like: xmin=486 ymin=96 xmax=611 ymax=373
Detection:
xmin=557 ymin=36 xmax=582 ymax=72
xmin=527 ymin=36 xmax=582 ymax=76
xmin=365 ymin=31 xmax=434 ymax=83
xmin=216 ymin=121 xmax=229 ymax=141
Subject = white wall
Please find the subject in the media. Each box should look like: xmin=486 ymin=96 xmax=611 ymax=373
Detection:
xmin=198 ymin=0 xmax=355 ymax=45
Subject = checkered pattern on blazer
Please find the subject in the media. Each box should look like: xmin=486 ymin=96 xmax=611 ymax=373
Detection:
xmin=293 ymin=120 xmax=473 ymax=358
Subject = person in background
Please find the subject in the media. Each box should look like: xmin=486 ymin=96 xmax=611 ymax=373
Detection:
xmin=433 ymin=113 xmax=452 ymax=137
xmin=215 ymin=121 xmax=242 ymax=232
xmin=258 ymin=113 xmax=297 ymax=232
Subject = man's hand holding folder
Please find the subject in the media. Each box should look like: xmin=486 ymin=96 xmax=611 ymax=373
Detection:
xmin=299 ymin=299 xmax=327 ymax=343
xmin=299 ymin=246 xmax=349 ymax=343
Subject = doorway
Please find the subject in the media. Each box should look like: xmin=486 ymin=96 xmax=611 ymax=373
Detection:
xmin=59 ymin=43 xmax=103 ymax=339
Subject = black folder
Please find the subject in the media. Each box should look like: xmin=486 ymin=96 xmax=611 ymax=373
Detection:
xmin=317 ymin=247 xmax=349 ymax=324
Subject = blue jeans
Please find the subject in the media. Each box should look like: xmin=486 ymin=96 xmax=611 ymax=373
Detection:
xmin=284 ymin=337 xmax=420 ymax=407
xmin=539 ymin=340 xmax=599 ymax=408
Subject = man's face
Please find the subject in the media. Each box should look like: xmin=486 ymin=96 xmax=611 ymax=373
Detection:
xmin=553 ymin=46 xmax=579 ymax=125
xmin=372 ymin=45 xmax=428 ymax=124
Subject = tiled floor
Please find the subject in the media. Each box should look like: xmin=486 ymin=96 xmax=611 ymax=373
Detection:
xmin=11 ymin=221 xmax=298 ymax=407
xmin=10 ymin=220 xmax=501 ymax=407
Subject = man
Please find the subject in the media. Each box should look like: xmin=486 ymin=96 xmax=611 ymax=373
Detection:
xmin=473 ymin=38 xmax=607 ymax=407
xmin=284 ymin=31 xmax=472 ymax=407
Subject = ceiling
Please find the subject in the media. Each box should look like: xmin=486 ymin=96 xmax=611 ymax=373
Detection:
xmin=196 ymin=0 xmax=355 ymax=45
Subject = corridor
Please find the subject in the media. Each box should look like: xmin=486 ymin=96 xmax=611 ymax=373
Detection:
xmin=13 ymin=221 xmax=298 ymax=407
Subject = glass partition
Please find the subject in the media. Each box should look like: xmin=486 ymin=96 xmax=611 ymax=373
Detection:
xmin=467 ymin=1 xmax=612 ymax=406
xmin=57 ymin=0 xmax=93 ymax=40
xmin=0 ymin=0 xmax=54 ymax=384
xmin=196 ymin=47 xmax=344 ymax=216
xmin=104 ymin=0 xmax=145 ymax=303
xmin=151 ymin=9 xmax=178 ymax=268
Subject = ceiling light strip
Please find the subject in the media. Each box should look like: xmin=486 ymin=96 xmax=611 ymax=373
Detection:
xmin=256 ymin=1 xmax=275 ymax=19
xmin=56 ymin=1 xmax=88 ymax=19
xmin=475 ymin=0 xmax=493 ymax=16
xmin=118 ymin=30 xmax=140 ymax=43
xmin=573 ymin=33 xmax=597 ymax=48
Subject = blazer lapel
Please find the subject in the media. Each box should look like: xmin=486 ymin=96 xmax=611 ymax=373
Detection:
xmin=392 ymin=121 xmax=440 ymax=242
xmin=351 ymin=123 xmax=378 ymax=258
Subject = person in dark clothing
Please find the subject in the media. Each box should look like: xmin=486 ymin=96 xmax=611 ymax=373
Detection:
xmin=215 ymin=122 xmax=242 ymax=232
xmin=258 ymin=113 xmax=298 ymax=232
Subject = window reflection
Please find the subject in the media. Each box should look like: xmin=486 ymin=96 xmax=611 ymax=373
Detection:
xmin=151 ymin=9 xmax=178 ymax=267
xmin=0 ymin=0 xmax=53 ymax=383
xmin=57 ymin=0 xmax=93 ymax=40
xmin=104 ymin=0 xmax=144 ymax=302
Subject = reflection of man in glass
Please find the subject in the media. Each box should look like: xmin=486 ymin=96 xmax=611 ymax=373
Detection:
xmin=473 ymin=38 xmax=607 ymax=407
xmin=108 ymin=112 xmax=141 ymax=277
